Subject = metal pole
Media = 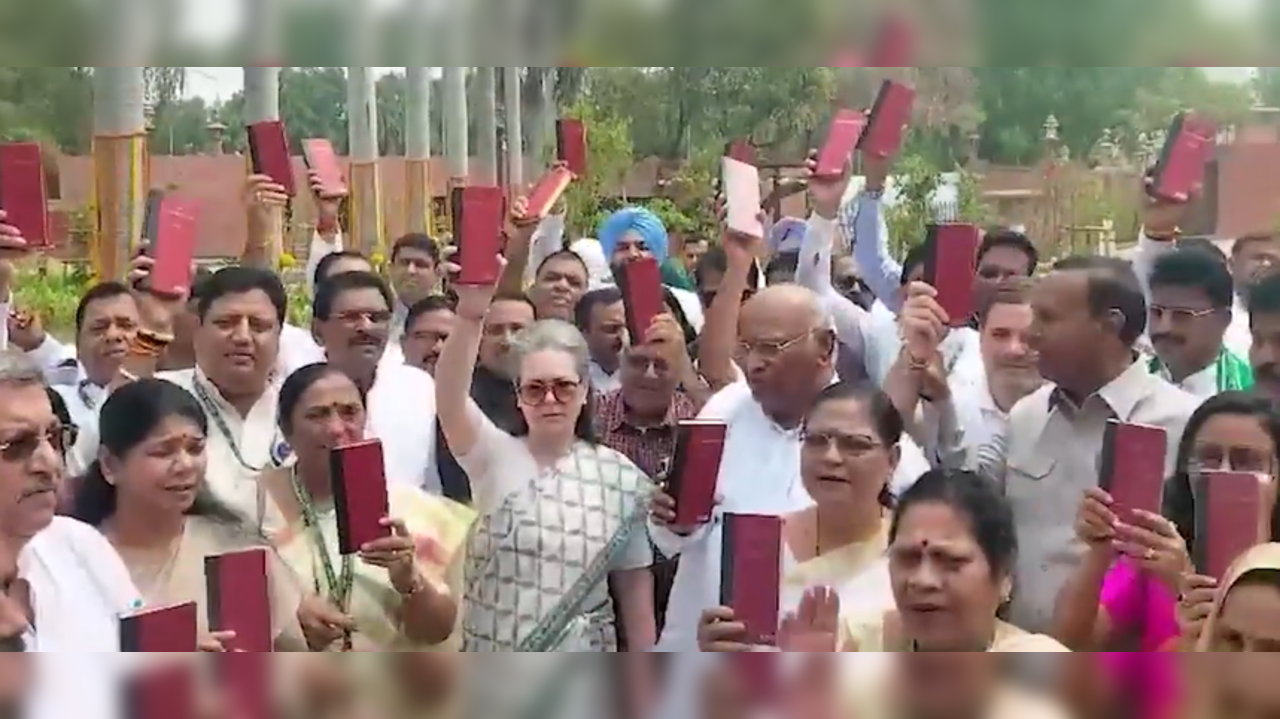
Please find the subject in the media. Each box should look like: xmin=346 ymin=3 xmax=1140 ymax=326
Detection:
xmin=242 ymin=68 xmax=281 ymax=123
xmin=347 ymin=67 xmax=383 ymax=256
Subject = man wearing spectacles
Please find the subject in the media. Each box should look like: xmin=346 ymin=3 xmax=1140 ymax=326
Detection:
xmin=0 ymin=353 xmax=143 ymax=718
xmin=1147 ymin=248 xmax=1251 ymax=398
xmin=313 ymin=271 xmax=443 ymax=496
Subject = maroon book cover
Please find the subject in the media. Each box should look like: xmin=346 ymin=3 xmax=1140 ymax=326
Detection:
xmin=450 ymin=185 xmax=506 ymax=286
xmin=119 ymin=601 xmax=199 ymax=651
xmin=1195 ymin=471 xmax=1265 ymax=579
xmin=329 ymin=439 xmax=391 ymax=555
xmin=125 ymin=660 xmax=196 ymax=719
xmin=525 ymin=165 xmax=574 ymax=219
xmin=868 ymin=14 xmax=914 ymax=68
xmin=216 ymin=652 xmax=272 ymax=719
xmin=615 ymin=257 xmax=665 ymax=345
xmin=205 ymin=548 xmax=273 ymax=653
xmin=814 ymin=109 xmax=866 ymax=178
xmin=1098 ymin=421 xmax=1167 ymax=519
xmin=143 ymin=191 xmax=199 ymax=297
xmin=728 ymin=652 xmax=779 ymax=709
xmin=858 ymin=81 xmax=915 ymax=160
xmin=0 ymin=142 xmax=49 ymax=247
xmin=923 ymin=224 xmax=981 ymax=327
xmin=719 ymin=514 xmax=783 ymax=646
xmin=302 ymin=138 xmax=347 ymax=194
xmin=724 ymin=139 xmax=756 ymax=165
xmin=246 ymin=120 xmax=296 ymax=196
xmin=556 ymin=119 xmax=588 ymax=176
xmin=1151 ymin=112 xmax=1216 ymax=203
xmin=667 ymin=421 xmax=727 ymax=527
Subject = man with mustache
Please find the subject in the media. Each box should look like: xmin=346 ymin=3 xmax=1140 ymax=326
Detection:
xmin=1146 ymin=248 xmax=1251 ymax=398
xmin=575 ymin=287 xmax=627 ymax=394
xmin=402 ymin=294 xmax=457 ymax=377
xmin=529 ymin=250 xmax=590 ymax=322
xmin=312 ymin=271 xmax=442 ymax=494
xmin=388 ymin=234 xmax=442 ymax=342
xmin=1247 ymin=271 xmax=1280 ymax=403
xmin=598 ymin=207 xmax=705 ymax=332
xmin=0 ymin=354 xmax=141 ymax=718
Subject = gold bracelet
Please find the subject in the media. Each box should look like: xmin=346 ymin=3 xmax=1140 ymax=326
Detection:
xmin=131 ymin=329 xmax=174 ymax=356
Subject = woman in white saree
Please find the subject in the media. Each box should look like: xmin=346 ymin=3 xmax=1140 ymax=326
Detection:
xmin=435 ymin=207 xmax=655 ymax=718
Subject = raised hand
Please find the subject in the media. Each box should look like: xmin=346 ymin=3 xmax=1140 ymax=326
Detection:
xmin=804 ymin=149 xmax=851 ymax=219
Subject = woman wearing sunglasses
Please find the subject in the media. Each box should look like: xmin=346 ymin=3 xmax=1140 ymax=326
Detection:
xmin=257 ymin=363 xmax=471 ymax=655
xmin=69 ymin=378 xmax=308 ymax=651
xmin=435 ymin=207 xmax=655 ymax=713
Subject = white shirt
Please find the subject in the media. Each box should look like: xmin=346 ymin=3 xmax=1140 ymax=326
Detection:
xmin=280 ymin=323 xmax=325 ymax=376
xmin=366 ymin=360 xmax=442 ymax=494
xmin=654 ymin=382 xmax=927 ymax=651
xmin=1158 ymin=360 xmax=1220 ymax=400
xmin=929 ymin=371 xmax=1014 ymax=471
xmin=588 ymin=360 xmax=622 ymax=395
xmin=21 ymin=517 xmax=142 ymax=719
xmin=158 ymin=367 xmax=287 ymax=533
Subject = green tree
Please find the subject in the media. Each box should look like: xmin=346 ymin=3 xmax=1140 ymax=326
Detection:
xmin=218 ymin=67 xmax=349 ymax=153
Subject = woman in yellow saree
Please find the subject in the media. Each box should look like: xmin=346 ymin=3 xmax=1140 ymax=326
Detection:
xmin=836 ymin=468 xmax=1073 ymax=719
xmin=1177 ymin=544 xmax=1280 ymax=718
xmin=260 ymin=363 xmax=475 ymax=654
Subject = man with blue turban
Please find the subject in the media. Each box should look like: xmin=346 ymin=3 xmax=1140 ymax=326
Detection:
xmin=597 ymin=207 xmax=705 ymax=332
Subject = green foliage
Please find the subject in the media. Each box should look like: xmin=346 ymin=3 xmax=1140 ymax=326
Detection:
xmin=884 ymin=153 xmax=993 ymax=257
xmin=12 ymin=261 xmax=94 ymax=338
xmin=560 ymin=99 xmax=634 ymax=239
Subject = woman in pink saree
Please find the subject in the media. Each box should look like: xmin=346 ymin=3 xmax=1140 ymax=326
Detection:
xmin=1053 ymin=392 xmax=1280 ymax=719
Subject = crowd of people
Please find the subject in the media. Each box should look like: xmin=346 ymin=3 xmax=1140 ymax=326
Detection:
xmin=0 ymin=133 xmax=1278 ymax=719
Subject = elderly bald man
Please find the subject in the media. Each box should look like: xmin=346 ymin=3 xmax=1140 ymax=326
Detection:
xmin=649 ymin=285 xmax=930 ymax=662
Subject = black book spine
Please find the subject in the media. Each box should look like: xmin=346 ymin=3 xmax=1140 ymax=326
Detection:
xmin=719 ymin=514 xmax=737 ymax=608
xmin=204 ymin=555 xmax=225 ymax=635
xmin=329 ymin=449 xmax=356 ymax=555
xmin=856 ymin=80 xmax=894 ymax=151
xmin=1098 ymin=421 xmax=1120 ymax=493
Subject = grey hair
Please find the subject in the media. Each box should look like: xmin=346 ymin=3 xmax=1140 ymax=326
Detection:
xmin=0 ymin=352 xmax=45 ymax=387
xmin=505 ymin=319 xmax=591 ymax=381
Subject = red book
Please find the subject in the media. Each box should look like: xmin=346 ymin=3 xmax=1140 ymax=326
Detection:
xmin=119 ymin=602 xmax=199 ymax=651
xmin=1150 ymin=112 xmax=1216 ymax=203
xmin=724 ymin=139 xmax=756 ymax=165
xmin=330 ymin=439 xmax=391 ymax=555
xmin=302 ymin=138 xmax=347 ymax=194
xmin=858 ymin=81 xmax=915 ymax=159
xmin=205 ymin=548 xmax=273 ymax=652
xmin=720 ymin=514 xmax=783 ymax=646
xmin=246 ymin=120 xmax=296 ymax=196
xmin=1098 ymin=421 xmax=1167 ymax=520
xmin=814 ymin=110 xmax=866 ymax=178
xmin=525 ymin=165 xmax=574 ymax=219
xmin=667 ymin=421 xmax=727 ymax=527
xmin=616 ymin=257 xmax=664 ymax=346
xmin=216 ymin=653 xmax=272 ymax=719
xmin=143 ymin=190 xmax=199 ymax=297
xmin=0 ymin=142 xmax=49 ymax=247
xmin=868 ymin=14 xmax=914 ymax=68
xmin=556 ymin=119 xmax=588 ymax=176
xmin=125 ymin=661 xmax=196 ymax=719
xmin=923 ymin=224 xmax=981 ymax=327
xmin=451 ymin=185 xmax=506 ymax=286
xmin=1195 ymin=471 xmax=1266 ymax=579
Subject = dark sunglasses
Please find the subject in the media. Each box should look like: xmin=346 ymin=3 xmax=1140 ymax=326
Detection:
xmin=516 ymin=379 xmax=581 ymax=406
xmin=0 ymin=425 xmax=76 ymax=463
